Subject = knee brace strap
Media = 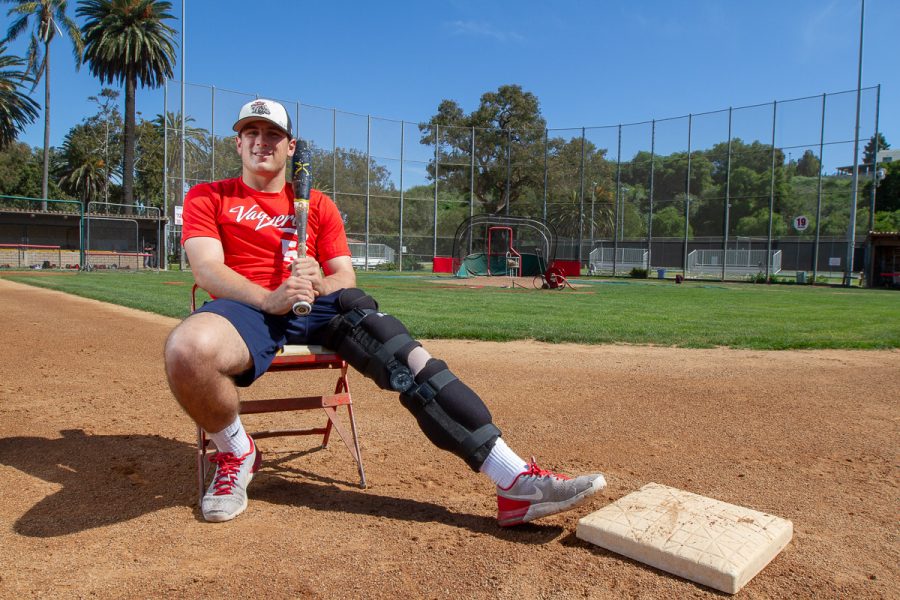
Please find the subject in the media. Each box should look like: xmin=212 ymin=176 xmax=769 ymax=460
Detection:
xmin=402 ymin=366 xmax=501 ymax=470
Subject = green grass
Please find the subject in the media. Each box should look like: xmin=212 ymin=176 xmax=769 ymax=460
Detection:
xmin=3 ymin=270 xmax=899 ymax=349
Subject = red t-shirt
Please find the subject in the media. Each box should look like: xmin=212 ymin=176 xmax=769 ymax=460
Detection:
xmin=181 ymin=177 xmax=350 ymax=291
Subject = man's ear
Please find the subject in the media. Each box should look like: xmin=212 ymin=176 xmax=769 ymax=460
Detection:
xmin=288 ymin=137 xmax=297 ymax=155
xmin=235 ymin=134 xmax=242 ymax=154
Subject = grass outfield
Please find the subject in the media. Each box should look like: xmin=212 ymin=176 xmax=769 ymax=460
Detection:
xmin=3 ymin=270 xmax=898 ymax=349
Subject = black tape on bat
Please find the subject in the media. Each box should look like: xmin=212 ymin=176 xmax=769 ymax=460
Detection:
xmin=292 ymin=142 xmax=312 ymax=202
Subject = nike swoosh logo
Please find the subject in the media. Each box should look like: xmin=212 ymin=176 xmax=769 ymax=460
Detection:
xmin=502 ymin=488 xmax=544 ymax=501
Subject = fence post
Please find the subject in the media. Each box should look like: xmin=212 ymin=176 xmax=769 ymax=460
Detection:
xmin=162 ymin=79 xmax=168 ymax=270
xmin=682 ymin=114 xmax=693 ymax=276
xmin=543 ymin=128 xmax=549 ymax=222
xmin=505 ymin=128 xmax=511 ymax=216
xmin=211 ymin=85 xmax=216 ymax=181
xmin=332 ymin=108 xmax=337 ymax=199
xmin=868 ymin=83 xmax=880 ymax=232
xmin=399 ymin=120 xmax=405 ymax=271
xmin=722 ymin=107 xmax=733 ymax=281
xmin=845 ymin=0 xmax=865 ymax=287
xmin=365 ymin=115 xmax=371 ymax=270
xmin=813 ymin=94 xmax=826 ymax=282
xmin=470 ymin=126 xmax=476 ymax=221
xmin=766 ymin=101 xmax=777 ymax=282
xmin=433 ymin=125 xmax=439 ymax=261
xmin=579 ymin=127 xmax=586 ymax=266
xmin=613 ymin=124 xmax=622 ymax=276
xmin=648 ymin=120 xmax=655 ymax=270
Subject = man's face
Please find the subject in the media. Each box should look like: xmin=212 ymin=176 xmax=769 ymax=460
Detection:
xmin=235 ymin=121 xmax=296 ymax=177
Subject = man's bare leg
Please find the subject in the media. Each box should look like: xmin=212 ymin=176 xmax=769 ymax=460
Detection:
xmin=165 ymin=312 xmax=260 ymax=522
xmin=164 ymin=312 xmax=251 ymax=433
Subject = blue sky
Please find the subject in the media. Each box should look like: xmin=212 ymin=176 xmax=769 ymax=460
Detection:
xmin=6 ymin=0 xmax=898 ymax=166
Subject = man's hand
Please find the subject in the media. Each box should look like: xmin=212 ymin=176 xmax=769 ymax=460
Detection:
xmin=291 ymin=256 xmax=326 ymax=297
xmin=260 ymin=272 xmax=316 ymax=315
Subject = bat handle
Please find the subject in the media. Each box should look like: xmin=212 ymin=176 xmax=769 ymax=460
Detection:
xmin=292 ymin=300 xmax=312 ymax=316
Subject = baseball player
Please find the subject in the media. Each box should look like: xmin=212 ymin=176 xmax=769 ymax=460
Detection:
xmin=164 ymin=99 xmax=606 ymax=524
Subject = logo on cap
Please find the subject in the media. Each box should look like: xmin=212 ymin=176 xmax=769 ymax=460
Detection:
xmin=250 ymin=100 xmax=271 ymax=116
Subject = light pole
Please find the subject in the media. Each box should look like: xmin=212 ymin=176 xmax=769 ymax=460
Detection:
xmin=590 ymin=182 xmax=596 ymax=248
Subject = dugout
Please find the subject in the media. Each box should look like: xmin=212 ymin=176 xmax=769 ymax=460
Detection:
xmin=865 ymin=232 xmax=900 ymax=288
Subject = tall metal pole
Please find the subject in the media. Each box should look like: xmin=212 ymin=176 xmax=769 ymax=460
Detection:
xmin=766 ymin=101 xmax=777 ymax=281
xmin=542 ymin=128 xmax=549 ymax=222
xmin=505 ymin=128 xmax=511 ymax=216
xmin=578 ymin=127 xmax=586 ymax=266
xmin=210 ymin=85 xmax=215 ymax=181
xmin=179 ymin=0 xmax=186 ymax=271
xmin=399 ymin=120 xmax=405 ymax=271
xmin=648 ymin=120 xmax=655 ymax=270
xmin=163 ymin=79 xmax=168 ymax=270
xmin=613 ymin=125 xmax=622 ymax=276
xmin=845 ymin=0 xmax=865 ymax=286
xmin=365 ymin=115 xmax=371 ymax=269
xmin=813 ymin=94 xmax=826 ymax=282
xmin=682 ymin=114 xmax=692 ymax=276
xmin=722 ymin=107 xmax=733 ymax=281
xmin=331 ymin=108 xmax=337 ymax=196
xmin=470 ymin=126 xmax=476 ymax=220
xmin=433 ymin=125 xmax=439 ymax=260
xmin=863 ymin=83 xmax=880 ymax=286
xmin=469 ymin=126 xmax=475 ymax=256
xmin=867 ymin=84 xmax=880 ymax=232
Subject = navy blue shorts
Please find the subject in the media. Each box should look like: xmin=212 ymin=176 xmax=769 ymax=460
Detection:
xmin=194 ymin=290 xmax=343 ymax=387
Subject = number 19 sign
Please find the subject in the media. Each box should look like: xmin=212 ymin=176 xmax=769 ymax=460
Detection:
xmin=793 ymin=215 xmax=809 ymax=232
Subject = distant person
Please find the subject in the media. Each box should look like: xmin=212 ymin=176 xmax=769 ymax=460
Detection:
xmin=164 ymin=99 xmax=606 ymax=524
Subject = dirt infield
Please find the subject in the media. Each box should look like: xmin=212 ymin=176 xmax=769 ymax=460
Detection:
xmin=0 ymin=277 xmax=897 ymax=599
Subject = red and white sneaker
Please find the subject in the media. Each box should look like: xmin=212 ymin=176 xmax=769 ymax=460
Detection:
xmin=201 ymin=435 xmax=262 ymax=523
xmin=496 ymin=458 xmax=606 ymax=526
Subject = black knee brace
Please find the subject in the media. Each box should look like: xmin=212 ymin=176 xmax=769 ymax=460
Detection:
xmin=323 ymin=288 xmax=500 ymax=470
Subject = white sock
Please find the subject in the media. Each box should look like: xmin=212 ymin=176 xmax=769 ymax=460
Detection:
xmin=480 ymin=437 xmax=529 ymax=489
xmin=207 ymin=416 xmax=251 ymax=456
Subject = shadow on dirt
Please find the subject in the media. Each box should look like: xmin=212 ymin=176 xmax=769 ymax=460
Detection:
xmin=0 ymin=430 xmax=562 ymax=542
xmin=253 ymin=456 xmax=563 ymax=544
xmin=0 ymin=429 xmax=195 ymax=537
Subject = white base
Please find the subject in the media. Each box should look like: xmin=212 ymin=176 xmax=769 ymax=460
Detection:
xmin=576 ymin=483 xmax=792 ymax=594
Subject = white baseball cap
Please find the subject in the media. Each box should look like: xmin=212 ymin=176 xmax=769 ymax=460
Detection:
xmin=232 ymin=98 xmax=293 ymax=138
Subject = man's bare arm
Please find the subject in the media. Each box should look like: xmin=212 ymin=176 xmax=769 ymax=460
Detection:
xmin=185 ymin=237 xmax=307 ymax=314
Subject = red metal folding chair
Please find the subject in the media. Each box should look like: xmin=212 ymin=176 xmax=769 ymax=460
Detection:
xmin=191 ymin=285 xmax=366 ymax=501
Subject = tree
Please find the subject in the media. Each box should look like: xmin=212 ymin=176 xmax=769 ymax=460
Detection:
xmin=0 ymin=140 xmax=41 ymax=197
xmin=796 ymin=149 xmax=821 ymax=177
xmin=2 ymin=0 xmax=83 ymax=206
xmin=0 ymin=44 xmax=40 ymax=148
xmin=420 ymin=85 xmax=547 ymax=214
xmin=863 ymin=133 xmax=889 ymax=167
xmin=872 ymin=161 xmax=900 ymax=213
xmin=79 ymin=0 xmax=176 ymax=210
xmin=54 ymin=121 xmax=108 ymax=204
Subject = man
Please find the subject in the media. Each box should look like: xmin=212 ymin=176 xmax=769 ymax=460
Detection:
xmin=164 ymin=99 xmax=606 ymax=525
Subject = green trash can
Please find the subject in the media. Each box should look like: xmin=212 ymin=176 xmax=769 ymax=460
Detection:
xmin=796 ymin=271 xmax=807 ymax=284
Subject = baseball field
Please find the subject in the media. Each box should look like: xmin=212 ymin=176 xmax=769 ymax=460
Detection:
xmin=0 ymin=273 xmax=896 ymax=598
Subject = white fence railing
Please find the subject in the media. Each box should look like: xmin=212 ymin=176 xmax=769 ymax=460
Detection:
xmin=687 ymin=249 xmax=782 ymax=275
xmin=589 ymin=247 xmax=649 ymax=273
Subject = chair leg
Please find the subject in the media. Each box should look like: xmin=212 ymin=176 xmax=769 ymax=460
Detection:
xmin=347 ymin=403 xmax=367 ymax=488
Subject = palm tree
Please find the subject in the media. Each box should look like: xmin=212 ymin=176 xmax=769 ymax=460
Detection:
xmin=2 ymin=0 xmax=83 ymax=208
xmin=55 ymin=122 xmax=108 ymax=204
xmin=0 ymin=43 xmax=40 ymax=148
xmin=78 ymin=0 xmax=176 ymax=210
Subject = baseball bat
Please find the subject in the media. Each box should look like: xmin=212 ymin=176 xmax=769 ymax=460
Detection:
xmin=291 ymin=142 xmax=313 ymax=316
